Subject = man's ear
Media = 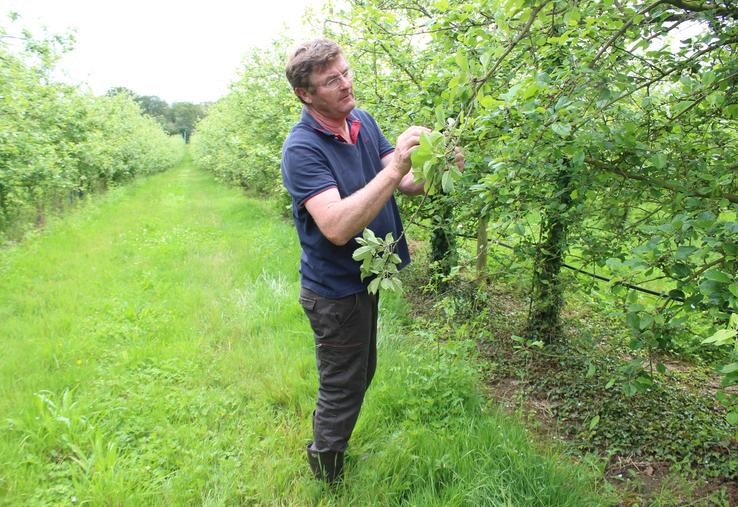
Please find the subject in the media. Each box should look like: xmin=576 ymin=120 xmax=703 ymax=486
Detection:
xmin=295 ymin=87 xmax=312 ymax=105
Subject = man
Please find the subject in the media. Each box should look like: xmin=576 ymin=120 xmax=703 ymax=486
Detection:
xmin=281 ymin=38 xmax=454 ymax=484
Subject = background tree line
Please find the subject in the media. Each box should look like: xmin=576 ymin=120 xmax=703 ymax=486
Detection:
xmin=106 ymin=87 xmax=208 ymax=143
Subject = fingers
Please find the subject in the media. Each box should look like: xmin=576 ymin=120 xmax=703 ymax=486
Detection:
xmin=403 ymin=133 xmax=422 ymax=150
xmin=407 ymin=125 xmax=431 ymax=135
xmin=397 ymin=126 xmax=430 ymax=150
xmin=398 ymin=126 xmax=430 ymax=143
xmin=453 ymin=146 xmax=465 ymax=172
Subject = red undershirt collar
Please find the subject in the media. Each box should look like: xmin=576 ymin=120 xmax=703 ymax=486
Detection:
xmin=308 ymin=110 xmax=361 ymax=144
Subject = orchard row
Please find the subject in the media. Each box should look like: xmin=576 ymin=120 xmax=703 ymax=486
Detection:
xmin=0 ymin=19 xmax=182 ymax=241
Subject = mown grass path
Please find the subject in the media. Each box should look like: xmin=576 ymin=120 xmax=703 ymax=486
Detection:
xmin=0 ymin=154 xmax=613 ymax=506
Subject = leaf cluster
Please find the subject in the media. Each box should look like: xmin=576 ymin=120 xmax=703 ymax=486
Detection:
xmin=410 ymin=130 xmax=463 ymax=194
xmin=352 ymin=228 xmax=403 ymax=294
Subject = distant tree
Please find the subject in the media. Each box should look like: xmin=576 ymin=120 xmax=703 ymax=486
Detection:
xmin=135 ymin=95 xmax=168 ymax=118
xmin=134 ymin=95 xmax=175 ymax=132
xmin=105 ymin=86 xmax=137 ymax=97
xmin=168 ymin=102 xmax=206 ymax=143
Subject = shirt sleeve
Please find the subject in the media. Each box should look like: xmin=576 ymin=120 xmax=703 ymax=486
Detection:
xmin=281 ymin=142 xmax=337 ymax=208
xmin=377 ymin=124 xmax=395 ymax=159
xmin=378 ymin=130 xmax=394 ymax=159
xmin=360 ymin=110 xmax=394 ymax=158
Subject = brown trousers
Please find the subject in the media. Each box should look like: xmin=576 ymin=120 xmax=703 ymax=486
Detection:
xmin=299 ymin=286 xmax=379 ymax=453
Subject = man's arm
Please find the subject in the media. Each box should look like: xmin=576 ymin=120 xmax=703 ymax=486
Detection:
xmin=388 ymin=154 xmax=426 ymax=196
xmin=305 ymin=126 xmax=428 ymax=246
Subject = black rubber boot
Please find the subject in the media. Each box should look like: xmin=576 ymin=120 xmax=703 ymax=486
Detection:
xmin=306 ymin=443 xmax=344 ymax=484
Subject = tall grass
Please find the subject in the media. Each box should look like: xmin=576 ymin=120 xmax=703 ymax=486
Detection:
xmin=0 ymin=153 xmax=613 ymax=505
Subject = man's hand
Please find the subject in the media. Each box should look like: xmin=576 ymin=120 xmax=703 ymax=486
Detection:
xmin=389 ymin=126 xmax=431 ymax=178
xmin=395 ymin=142 xmax=464 ymax=196
xmin=453 ymin=146 xmax=465 ymax=172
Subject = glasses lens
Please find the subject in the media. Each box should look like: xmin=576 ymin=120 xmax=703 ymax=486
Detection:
xmin=326 ymin=69 xmax=352 ymax=89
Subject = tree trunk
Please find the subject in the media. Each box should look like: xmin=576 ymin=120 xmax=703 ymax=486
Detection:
xmin=476 ymin=216 xmax=489 ymax=286
xmin=430 ymin=196 xmax=458 ymax=283
xmin=35 ymin=203 xmax=46 ymax=228
xmin=526 ymin=166 xmax=573 ymax=343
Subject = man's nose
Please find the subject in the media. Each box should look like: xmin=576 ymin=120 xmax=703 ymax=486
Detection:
xmin=338 ymin=74 xmax=352 ymax=89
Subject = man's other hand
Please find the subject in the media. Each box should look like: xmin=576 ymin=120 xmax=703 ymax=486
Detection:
xmin=453 ymin=146 xmax=465 ymax=172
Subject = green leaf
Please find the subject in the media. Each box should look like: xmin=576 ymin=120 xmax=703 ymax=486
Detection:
xmin=564 ymin=10 xmax=580 ymax=25
xmin=441 ymin=170 xmax=454 ymax=193
xmin=639 ymin=314 xmax=654 ymax=330
xmin=668 ymin=289 xmax=685 ymax=300
xmin=623 ymin=382 xmax=638 ymax=397
xmin=704 ymin=269 xmax=732 ymax=284
xmin=729 ymin=283 xmax=738 ymax=298
xmin=521 ymin=82 xmax=540 ymax=100
xmin=411 ymin=134 xmax=434 ymax=169
xmin=675 ymin=246 xmax=697 ymax=260
xmin=363 ymin=228 xmax=378 ymax=243
xmin=724 ymin=104 xmax=738 ymax=119
xmin=479 ymin=50 xmax=493 ymax=72
xmin=702 ymin=329 xmax=737 ymax=345
xmin=501 ymin=83 xmax=522 ymax=102
xmin=434 ymin=106 xmax=446 ymax=129
xmin=673 ymin=100 xmax=692 ymax=116
xmin=551 ymin=122 xmax=571 ymax=137
xmin=427 ymin=130 xmax=445 ymax=146
xmin=589 ymin=415 xmax=600 ymax=430
xmin=422 ymin=160 xmax=434 ymax=181
xmin=368 ymin=277 xmax=381 ymax=294
xmin=586 ymin=363 xmax=595 ymax=378
xmin=727 ymin=411 xmax=738 ymax=425
xmin=650 ymin=153 xmax=667 ymax=169
xmin=477 ymin=91 xmax=504 ymax=109
xmin=626 ymin=312 xmax=640 ymax=331
xmin=455 ymin=52 xmax=469 ymax=73
xmin=352 ymin=245 xmax=374 ymax=261
xmin=719 ymin=362 xmax=738 ymax=375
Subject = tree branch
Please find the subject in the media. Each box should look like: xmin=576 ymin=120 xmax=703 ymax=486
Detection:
xmin=587 ymin=157 xmax=738 ymax=204
xmin=662 ymin=0 xmax=738 ymax=18
xmin=588 ymin=0 xmax=665 ymax=69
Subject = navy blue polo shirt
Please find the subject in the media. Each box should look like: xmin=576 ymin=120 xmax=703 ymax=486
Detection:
xmin=281 ymin=108 xmax=411 ymax=298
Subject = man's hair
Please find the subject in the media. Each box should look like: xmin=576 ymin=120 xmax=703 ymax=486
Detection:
xmin=285 ymin=38 xmax=344 ymax=92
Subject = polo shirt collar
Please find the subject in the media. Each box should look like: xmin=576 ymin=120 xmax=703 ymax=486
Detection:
xmin=301 ymin=108 xmax=361 ymax=144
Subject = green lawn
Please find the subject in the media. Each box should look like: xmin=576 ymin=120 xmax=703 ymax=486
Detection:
xmin=0 ymin=154 xmax=614 ymax=505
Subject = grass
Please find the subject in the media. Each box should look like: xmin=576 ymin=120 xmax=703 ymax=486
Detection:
xmin=398 ymin=248 xmax=737 ymax=505
xmin=0 ymin=152 xmax=613 ymax=505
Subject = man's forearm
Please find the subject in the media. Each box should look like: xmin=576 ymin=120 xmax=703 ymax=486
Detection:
xmin=309 ymin=162 xmax=405 ymax=246
xmin=306 ymin=125 xmax=429 ymax=245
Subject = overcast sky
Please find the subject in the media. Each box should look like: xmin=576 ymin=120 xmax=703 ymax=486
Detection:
xmin=3 ymin=0 xmax=326 ymax=103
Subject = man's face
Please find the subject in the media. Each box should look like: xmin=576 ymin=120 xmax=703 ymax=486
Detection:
xmin=297 ymin=55 xmax=355 ymax=120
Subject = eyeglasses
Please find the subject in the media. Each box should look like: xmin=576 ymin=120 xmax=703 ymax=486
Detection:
xmin=321 ymin=68 xmax=353 ymax=90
